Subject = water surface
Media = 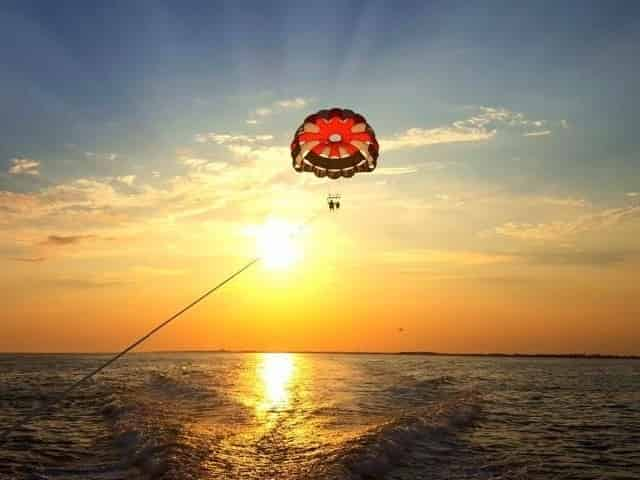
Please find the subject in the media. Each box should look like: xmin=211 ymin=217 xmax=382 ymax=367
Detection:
xmin=1 ymin=353 xmax=638 ymax=479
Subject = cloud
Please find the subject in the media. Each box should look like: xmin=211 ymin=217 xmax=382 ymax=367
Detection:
xmin=116 ymin=175 xmax=136 ymax=186
xmin=8 ymin=158 xmax=40 ymax=176
xmin=9 ymin=256 xmax=46 ymax=263
xmin=374 ymin=166 xmax=419 ymax=175
xmin=382 ymin=249 xmax=517 ymax=266
xmin=178 ymin=153 xmax=228 ymax=173
xmin=495 ymin=222 xmax=572 ymax=241
xmin=381 ymin=107 xmax=550 ymax=151
xmin=381 ymin=126 xmax=494 ymax=151
xmin=0 ymin=164 xmax=269 ymax=237
xmin=275 ymin=97 xmax=309 ymax=109
xmin=523 ymin=130 xmax=551 ymax=137
xmin=626 ymin=192 xmax=639 ymax=197
xmin=526 ymin=250 xmax=632 ymax=267
xmin=536 ymin=196 xmax=588 ymax=208
xmin=48 ymin=276 xmax=127 ymax=289
xmin=255 ymin=108 xmax=272 ymax=117
xmin=247 ymin=97 xmax=313 ymax=122
xmin=0 ymin=139 xmax=312 ymax=258
xmin=382 ymin=246 xmax=634 ymax=271
xmin=194 ymin=133 xmax=274 ymax=145
xmin=178 ymin=155 xmax=208 ymax=169
xmin=42 ymin=234 xmax=96 ymax=246
xmin=226 ymin=144 xmax=289 ymax=165
xmin=203 ymin=162 xmax=229 ymax=173
xmin=69 ymin=146 xmax=119 ymax=162
xmin=191 ymin=132 xmax=288 ymax=175
xmin=495 ymin=204 xmax=640 ymax=241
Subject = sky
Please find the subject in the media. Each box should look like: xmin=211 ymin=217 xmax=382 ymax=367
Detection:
xmin=1 ymin=0 xmax=639 ymax=354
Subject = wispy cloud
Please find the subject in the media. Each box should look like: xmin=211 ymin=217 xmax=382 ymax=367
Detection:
xmin=0 ymin=138 xmax=305 ymax=255
xmin=178 ymin=155 xmax=208 ymax=169
xmin=495 ymin=204 xmax=640 ymax=241
xmin=8 ymin=158 xmax=40 ymax=176
xmin=495 ymin=222 xmax=574 ymax=241
xmin=192 ymin=131 xmax=288 ymax=175
xmin=9 ymin=256 xmax=46 ymax=263
xmin=69 ymin=145 xmax=118 ymax=162
xmin=194 ymin=133 xmax=274 ymax=145
xmin=275 ymin=97 xmax=309 ymax=109
xmin=526 ymin=249 xmax=633 ymax=267
xmin=178 ymin=152 xmax=228 ymax=172
xmin=255 ymin=108 xmax=272 ymax=117
xmin=116 ymin=175 xmax=136 ymax=186
xmin=381 ymin=107 xmax=550 ymax=151
xmin=382 ymin=246 xmax=634 ymax=271
xmin=47 ymin=275 xmax=127 ymax=289
xmin=42 ymin=234 xmax=96 ymax=246
xmin=381 ymin=126 xmax=494 ymax=151
xmin=226 ymin=144 xmax=290 ymax=165
xmin=536 ymin=196 xmax=588 ymax=208
xmin=523 ymin=130 xmax=551 ymax=137
xmin=626 ymin=192 xmax=639 ymax=197
xmin=248 ymin=97 xmax=312 ymax=122
xmin=382 ymin=249 xmax=517 ymax=266
xmin=374 ymin=166 xmax=419 ymax=175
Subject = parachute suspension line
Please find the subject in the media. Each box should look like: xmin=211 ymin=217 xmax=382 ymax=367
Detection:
xmin=0 ymin=210 xmax=324 ymax=446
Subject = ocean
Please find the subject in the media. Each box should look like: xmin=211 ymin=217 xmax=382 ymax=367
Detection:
xmin=0 ymin=353 xmax=638 ymax=479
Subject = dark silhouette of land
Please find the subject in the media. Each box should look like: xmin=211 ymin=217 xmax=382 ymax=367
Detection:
xmin=1 ymin=350 xmax=638 ymax=359
xmin=141 ymin=350 xmax=640 ymax=360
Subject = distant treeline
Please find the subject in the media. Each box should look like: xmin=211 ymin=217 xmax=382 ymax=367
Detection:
xmin=146 ymin=350 xmax=640 ymax=360
xmin=394 ymin=352 xmax=640 ymax=360
xmin=2 ymin=350 xmax=638 ymax=359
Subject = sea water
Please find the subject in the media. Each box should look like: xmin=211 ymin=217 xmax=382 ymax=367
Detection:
xmin=1 ymin=353 xmax=638 ymax=479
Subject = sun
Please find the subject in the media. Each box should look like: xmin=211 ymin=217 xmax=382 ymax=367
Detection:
xmin=248 ymin=218 xmax=303 ymax=270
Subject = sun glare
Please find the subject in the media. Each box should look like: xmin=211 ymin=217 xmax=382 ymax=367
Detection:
xmin=259 ymin=353 xmax=295 ymax=409
xmin=249 ymin=218 xmax=303 ymax=270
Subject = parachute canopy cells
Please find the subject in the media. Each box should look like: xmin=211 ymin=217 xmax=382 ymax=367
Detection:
xmin=291 ymin=108 xmax=379 ymax=179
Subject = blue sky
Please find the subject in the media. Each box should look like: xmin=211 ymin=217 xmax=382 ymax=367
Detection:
xmin=1 ymin=1 xmax=640 ymax=353
xmin=2 ymin=1 xmax=639 ymax=193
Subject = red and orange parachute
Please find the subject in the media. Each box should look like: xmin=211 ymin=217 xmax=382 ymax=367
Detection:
xmin=290 ymin=108 xmax=379 ymax=179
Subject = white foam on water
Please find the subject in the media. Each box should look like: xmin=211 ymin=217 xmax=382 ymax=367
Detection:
xmin=329 ymin=393 xmax=482 ymax=479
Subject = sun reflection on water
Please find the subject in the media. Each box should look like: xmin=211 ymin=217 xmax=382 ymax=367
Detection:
xmin=257 ymin=353 xmax=296 ymax=412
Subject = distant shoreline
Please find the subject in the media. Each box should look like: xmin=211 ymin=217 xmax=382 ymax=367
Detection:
xmin=1 ymin=350 xmax=638 ymax=360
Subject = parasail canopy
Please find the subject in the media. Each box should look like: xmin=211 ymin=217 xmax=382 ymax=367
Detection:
xmin=291 ymin=108 xmax=379 ymax=179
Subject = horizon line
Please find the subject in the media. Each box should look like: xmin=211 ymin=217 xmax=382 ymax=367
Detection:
xmin=1 ymin=350 xmax=638 ymax=359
